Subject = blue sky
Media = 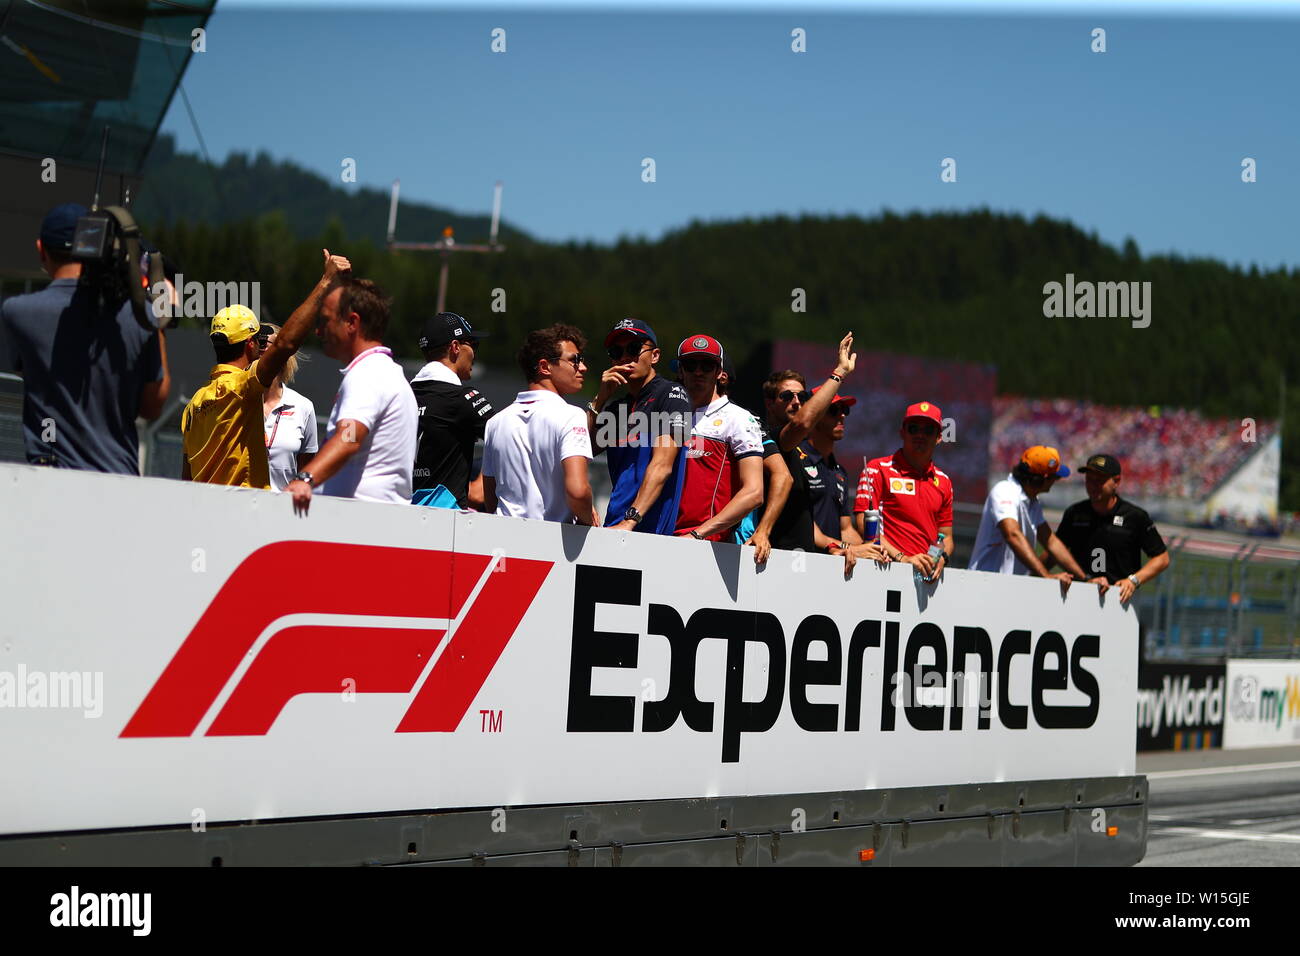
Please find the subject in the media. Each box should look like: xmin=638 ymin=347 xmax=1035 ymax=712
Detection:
xmin=160 ymin=2 xmax=1300 ymax=268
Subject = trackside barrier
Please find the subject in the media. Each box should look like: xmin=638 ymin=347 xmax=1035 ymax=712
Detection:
xmin=1223 ymin=659 xmax=1300 ymax=749
xmin=0 ymin=464 xmax=1144 ymax=864
xmin=1136 ymin=662 xmax=1225 ymax=751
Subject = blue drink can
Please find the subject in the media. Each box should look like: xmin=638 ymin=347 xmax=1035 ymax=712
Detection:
xmin=864 ymin=509 xmax=881 ymax=541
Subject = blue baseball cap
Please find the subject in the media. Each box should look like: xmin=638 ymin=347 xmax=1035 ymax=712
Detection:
xmin=40 ymin=203 xmax=88 ymax=253
xmin=604 ymin=317 xmax=657 ymax=348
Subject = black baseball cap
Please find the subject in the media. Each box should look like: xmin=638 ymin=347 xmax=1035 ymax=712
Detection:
xmin=604 ymin=317 xmax=657 ymax=348
xmin=418 ymin=312 xmax=489 ymax=350
xmin=39 ymin=203 xmax=88 ymax=253
xmin=1080 ymin=453 xmax=1122 ymax=477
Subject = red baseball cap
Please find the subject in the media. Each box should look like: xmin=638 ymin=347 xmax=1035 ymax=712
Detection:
xmin=810 ymin=384 xmax=857 ymax=407
xmin=678 ymin=334 xmax=725 ymax=361
xmin=903 ymin=401 xmax=942 ymax=424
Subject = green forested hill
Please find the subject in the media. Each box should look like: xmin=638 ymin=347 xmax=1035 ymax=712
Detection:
xmin=138 ymin=144 xmax=1300 ymax=509
xmin=135 ymin=135 xmax=531 ymax=247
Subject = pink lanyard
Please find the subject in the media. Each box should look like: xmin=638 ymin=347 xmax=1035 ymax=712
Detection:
xmin=265 ymin=406 xmax=288 ymax=449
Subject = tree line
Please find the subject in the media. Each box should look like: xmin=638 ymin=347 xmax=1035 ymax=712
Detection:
xmin=136 ymin=143 xmax=1299 ymax=509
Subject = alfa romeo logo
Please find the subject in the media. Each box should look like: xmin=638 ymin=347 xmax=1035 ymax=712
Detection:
xmin=692 ymin=337 xmax=709 ymax=349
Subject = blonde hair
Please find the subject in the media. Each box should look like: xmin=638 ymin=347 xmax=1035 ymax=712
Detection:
xmin=263 ymin=324 xmax=307 ymax=384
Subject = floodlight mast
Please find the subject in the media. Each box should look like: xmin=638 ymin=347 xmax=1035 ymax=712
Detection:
xmin=386 ymin=179 xmax=506 ymax=314
xmin=489 ymin=180 xmax=502 ymax=246
xmin=386 ymin=179 xmax=401 ymax=246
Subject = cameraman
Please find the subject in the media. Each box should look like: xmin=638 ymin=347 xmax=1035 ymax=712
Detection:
xmin=0 ymin=203 xmax=170 ymax=474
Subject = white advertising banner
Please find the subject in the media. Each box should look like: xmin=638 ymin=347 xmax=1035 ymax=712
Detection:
xmin=0 ymin=464 xmax=1137 ymax=836
xmin=1223 ymin=659 xmax=1300 ymax=749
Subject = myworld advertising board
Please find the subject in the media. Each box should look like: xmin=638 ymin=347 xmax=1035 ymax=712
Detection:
xmin=1136 ymin=662 xmax=1225 ymax=751
xmin=0 ymin=465 xmax=1136 ymax=837
xmin=1224 ymin=659 xmax=1300 ymax=749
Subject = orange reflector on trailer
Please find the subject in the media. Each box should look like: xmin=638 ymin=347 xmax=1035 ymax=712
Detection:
xmin=859 ymin=849 xmax=875 ymax=861
xmin=1107 ymin=826 xmax=1118 ymax=837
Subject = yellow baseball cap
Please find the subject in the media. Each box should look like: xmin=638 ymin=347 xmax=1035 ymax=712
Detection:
xmin=210 ymin=305 xmax=261 ymax=345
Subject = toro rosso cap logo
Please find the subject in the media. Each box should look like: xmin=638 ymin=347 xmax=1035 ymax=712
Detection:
xmin=604 ymin=317 xmax=657 ymax=347
xmin=122 ymin=542 xmax=551 ymax=737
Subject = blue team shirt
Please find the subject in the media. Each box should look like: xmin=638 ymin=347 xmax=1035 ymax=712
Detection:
xmin=597 ymin=374 xmax=691 ymax=534
xmin=797 ymin=439 xmax=853 ymax=542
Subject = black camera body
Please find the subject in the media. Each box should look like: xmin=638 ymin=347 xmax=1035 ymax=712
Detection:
xmin=69 ymin=124 xmax=167 ymax=331
xmin=70 ymin=204 xmax=164 ymax=331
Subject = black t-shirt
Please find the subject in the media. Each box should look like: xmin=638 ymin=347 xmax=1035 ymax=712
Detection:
xmin=1056 ymin=497 xmax=1167 ymax=583
xmin=767 ymin=422 xmax=817 ymax=554
xmin=411 ymin=373 xmax=496 ymax=506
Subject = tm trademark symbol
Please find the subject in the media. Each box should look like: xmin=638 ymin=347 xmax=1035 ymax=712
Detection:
xmin=479 ymin=709 xmax=503 ymax=733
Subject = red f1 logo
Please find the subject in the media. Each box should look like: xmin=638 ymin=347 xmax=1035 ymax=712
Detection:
xmin=121 ymin=542 xmax=552 ymax=737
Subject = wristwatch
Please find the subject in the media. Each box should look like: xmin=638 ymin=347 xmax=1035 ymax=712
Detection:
xmin=623 ymin=506 xmax=644 ymax=526
xmin=586 ymin=400 xmax=602 ymax=415
xmin=293 ymin=470 xmax=315 ymax=487
xmin=689 ymin=529 xmax=704 ymax=540
xmin=1127 ymin=574 xmax=1141 ymax=589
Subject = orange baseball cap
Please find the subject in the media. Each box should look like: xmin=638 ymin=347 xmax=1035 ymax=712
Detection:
xmin=1020 ymin=445 xmax=1070 ymax=478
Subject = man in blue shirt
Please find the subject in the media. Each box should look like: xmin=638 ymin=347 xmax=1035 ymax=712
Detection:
xmin=797 ymin=386 xmax=864 ymax=551
xmin=585 ymin=318 xmax=691 ymax=533
xmin=0 ymin=203 xmax=170 ymax=473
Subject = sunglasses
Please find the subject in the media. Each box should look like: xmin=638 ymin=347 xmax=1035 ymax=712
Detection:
xmin=679 ymin=357 xmax=719 ymax=374
xmin=561 ymin=353 xmax=585 ymax=369
xmin=778 ymin=389 xmax=813 ymax=404
xmin=607 ymin=338 xmax=651 ymax=361
xmin=905 ymin=422 xmax=939 ymax=436
xmin=253 ymin=334 xmax=270 ymax=349
xmin=828 ymin=405 xmax=851 ymax=418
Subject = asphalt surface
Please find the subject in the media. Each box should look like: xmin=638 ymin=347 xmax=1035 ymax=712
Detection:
xmin=1138 ymin=745 xmax=1300 ymax=866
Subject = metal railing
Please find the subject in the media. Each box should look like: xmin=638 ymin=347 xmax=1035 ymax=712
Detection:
xmin=1140 ymin=536 xmax=1300 ymax=661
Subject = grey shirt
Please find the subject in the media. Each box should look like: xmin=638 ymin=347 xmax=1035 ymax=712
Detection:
xmin=0 ymin=278 xmax=162 ymax=474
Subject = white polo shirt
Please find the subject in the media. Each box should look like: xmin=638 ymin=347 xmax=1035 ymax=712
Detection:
xmin=264 ymin=385 xmax=319 ymax=492
xmin=482 ymin=389 xmax=592 ymax=522
xmin=968 ymin=473 xmax=1046 ymax=575
xmin=320 ymin=346 xmax=418 ymax=504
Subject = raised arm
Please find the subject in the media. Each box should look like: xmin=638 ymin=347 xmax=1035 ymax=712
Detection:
xmin=256 ymin=250 xmax=351 ymax=388
xmin=778 ymin=332 xmax=855 ymax=452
